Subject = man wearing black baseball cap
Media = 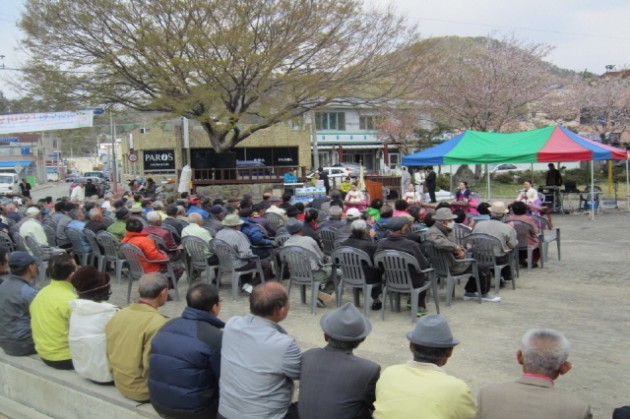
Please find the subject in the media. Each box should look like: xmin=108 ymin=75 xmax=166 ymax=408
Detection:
xmin=375 ymin=217 xmax=431 ymax=317
xmin=0 ymin=252 xmax=40 ymax=356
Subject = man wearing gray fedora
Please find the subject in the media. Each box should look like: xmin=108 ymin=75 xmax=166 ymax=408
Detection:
xmin=373 ymin=314 xmax=476 ymax=419
xmin=298 ymin=303 xmax=380 ymax=419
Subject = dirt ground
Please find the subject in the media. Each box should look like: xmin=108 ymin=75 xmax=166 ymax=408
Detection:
xmin=110 ymin=209 xmax=630 ymax=419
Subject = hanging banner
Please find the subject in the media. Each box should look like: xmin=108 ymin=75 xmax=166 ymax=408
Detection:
xmin=0 ymin=111 xmax=94 ymax=135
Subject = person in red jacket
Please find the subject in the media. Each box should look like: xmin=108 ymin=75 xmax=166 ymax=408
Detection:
xmin=121 ymin=218 xmax=169 ymax=274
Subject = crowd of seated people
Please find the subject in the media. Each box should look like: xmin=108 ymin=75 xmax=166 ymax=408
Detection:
xmin=0 ymin=260 xmax=595 ymax=419
xmin=0 ymin=183 xmax=605 ymax=419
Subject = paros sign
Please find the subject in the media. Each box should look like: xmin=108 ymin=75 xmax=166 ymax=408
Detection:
xmin=143 ymin=150 xmax=175 ymax=170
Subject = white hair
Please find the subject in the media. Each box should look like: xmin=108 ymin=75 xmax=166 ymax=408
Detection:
xmin=351 ymin=219 xmax=368 ymax=233
xmin=146 ymin=211 xmax=161 ymax=224
xmin=176 ymin=205 xmax=186 ymax=215
xmin=152 ymin=201 xmax=163 ymax=211
xmin=521 ymin=328 xmax=570 ymax=376
xmin=329 ymin=206 xmax=343 ymax=218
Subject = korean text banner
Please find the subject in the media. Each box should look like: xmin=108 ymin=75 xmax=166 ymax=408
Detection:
xmin=0 ymin=111 xmax=94 ymax=135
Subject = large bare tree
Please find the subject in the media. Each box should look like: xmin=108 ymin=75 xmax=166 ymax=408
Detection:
xmin=19 ymin=0 xmax=424 ymax=152
xmin=421 ymin=35 xmax=554 ymax=133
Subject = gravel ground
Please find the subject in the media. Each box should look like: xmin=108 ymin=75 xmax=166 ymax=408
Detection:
xmin=98 ymin=209 xmax=630 ymax=419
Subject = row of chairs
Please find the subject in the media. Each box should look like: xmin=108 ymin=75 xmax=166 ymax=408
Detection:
xmin=274 ymin=244 xmax=438 ymax=322
xmin=452 ymin=214 xmax=560 ymax=271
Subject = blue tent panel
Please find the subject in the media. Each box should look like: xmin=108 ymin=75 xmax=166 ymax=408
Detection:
xmin=401 ymin=133 xmax=465 ymax=166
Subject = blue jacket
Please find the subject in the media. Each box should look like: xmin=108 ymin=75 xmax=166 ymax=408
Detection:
xmin=148 ymin=307 xmax=224 ymax=417
xmin=240 ymin=218 xmax=272 ymax=258
xmin=0 ymin=275 xmax=38 ymax=356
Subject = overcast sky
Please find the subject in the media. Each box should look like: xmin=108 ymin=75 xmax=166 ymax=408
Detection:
xmin=392 ymin=0 xmax=630 ymax=72
xmin=1 ymin=0 xmax=629 ymax=97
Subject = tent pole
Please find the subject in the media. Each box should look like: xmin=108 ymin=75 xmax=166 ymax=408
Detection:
xmin=486 ymin=164 xmax=490 ymax=200
xmin=626 ymin=159 xmax=629 ymax=212
xmin=590 ymin=161 xmax=595 ymax=221
xmin=449 ymin=165 xmax=453 ymax=194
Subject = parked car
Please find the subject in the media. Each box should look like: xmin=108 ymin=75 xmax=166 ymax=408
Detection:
xmin=485 ymin=163 xmax=525 ymax=177
xmin=69 ymin=177 xmax=110 ymax=197
xmin=84 ymin=171 xmax=110 ymax=181
xmin=236 ymin=160 xmax=274 ymax=176
xmin=0 ymin=173 xmax=20 ymax=196
xmin=47 ymin=170 xmax=60 ymax=182
xmin=332 ymin=162 xmax=376 ymax=176
xmin=306 ymin=167 xmax=353 ymax=180
xmin=65 ymin=174 xmax=80 ymax=183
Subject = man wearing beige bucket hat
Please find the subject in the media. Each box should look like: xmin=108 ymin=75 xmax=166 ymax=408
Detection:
xmin=215 ymin=214 xmax=274 ymax=293
xmin=374 ymin=314 xmax=476 ymax=418
xmin=425 ymin=207 xmax=499 ymax=303
xmin=472 ymin=201 xmax=518 ymax=283
xmin=298 ymin=303 xmax=380 ymax=419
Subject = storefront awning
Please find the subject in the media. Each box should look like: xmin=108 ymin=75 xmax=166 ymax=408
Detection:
xmin=0 ymin=160 xmax=34 ymax=168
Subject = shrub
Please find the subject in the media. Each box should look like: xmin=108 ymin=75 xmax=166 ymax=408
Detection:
xmin=437 ymin=174 xmax=451 ymax=191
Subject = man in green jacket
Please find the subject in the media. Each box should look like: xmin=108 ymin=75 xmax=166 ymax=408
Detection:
xmin=107 ymin=207 xmax=129 ymax=240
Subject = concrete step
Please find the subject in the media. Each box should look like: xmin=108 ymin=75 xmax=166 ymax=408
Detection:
xmin=0 ymin=395 xmax=52 ymax=419
xmin=0 ymin=352 xmax=159 ymax=419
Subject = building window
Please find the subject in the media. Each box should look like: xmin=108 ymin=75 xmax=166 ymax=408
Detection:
xmin=359 ymin=115 xmax=378 ymax=130
xmin=315 ymin=112 xmax=345 ymax=131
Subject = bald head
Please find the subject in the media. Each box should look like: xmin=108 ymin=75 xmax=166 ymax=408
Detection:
xmin=250 ymin=282 xmax=289 ymax=320
xmin=188 ymin=212 xmax=204 ymax=225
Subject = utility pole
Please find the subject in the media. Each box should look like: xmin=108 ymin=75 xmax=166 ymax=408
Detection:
xmin=310 ymin=111 xmax=319 ymax=169
xmin=110 ymin=109 xmax=118 ymax=192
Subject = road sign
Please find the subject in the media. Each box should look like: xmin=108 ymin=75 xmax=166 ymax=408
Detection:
xmin=128 ymin=152 xmax=138 ymax=163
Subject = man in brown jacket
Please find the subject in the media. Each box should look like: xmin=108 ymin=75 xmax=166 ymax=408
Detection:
xmin=476 ymin=328 xmax=592 ymax=419
xmin=105 ymin=273 xmax=168 ymax=401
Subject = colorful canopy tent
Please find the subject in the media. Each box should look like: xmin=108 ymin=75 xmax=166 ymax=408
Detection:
xmin=402 ymin=125 xmax=628 ymax=165
xmin=402 ymin=126 xmax=629 ymax=218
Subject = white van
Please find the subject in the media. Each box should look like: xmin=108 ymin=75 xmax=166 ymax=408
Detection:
xmin=0 ymin=173 xmax=20 ymax=196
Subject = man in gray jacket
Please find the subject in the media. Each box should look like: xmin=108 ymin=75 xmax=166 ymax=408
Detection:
xmin=0 ymin=252 xmax=39 ymax=356
xmin=219 ymin=282 xmax=301 ymax=419
xmin=472 ymin=201 xmax=517 ymax=282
